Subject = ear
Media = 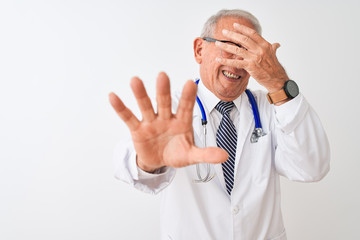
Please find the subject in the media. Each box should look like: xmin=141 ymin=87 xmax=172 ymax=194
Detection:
xmin=193 ymin=37 xmax=203 ymax=64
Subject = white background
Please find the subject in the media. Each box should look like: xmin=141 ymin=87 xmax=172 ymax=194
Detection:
xmin=0 ymin=0 xmax=359 ymax=239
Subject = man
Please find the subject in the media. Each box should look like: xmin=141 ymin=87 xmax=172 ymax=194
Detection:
xmin=109 ymin=9 xmax=330 ymax=240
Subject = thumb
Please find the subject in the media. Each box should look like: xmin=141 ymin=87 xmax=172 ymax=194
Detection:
xmin=272 ymin=43 xmax=281 ymax=53
xmin=188 ymin=146 xmax=228 ymax=165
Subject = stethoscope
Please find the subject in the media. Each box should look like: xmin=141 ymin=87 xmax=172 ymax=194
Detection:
xmin=194 ymin=79 xmax=266 ymax=183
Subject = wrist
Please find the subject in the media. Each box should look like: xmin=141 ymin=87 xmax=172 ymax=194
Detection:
xmin=266 ymin=75 xmax=289 ymax=93
xmin=267 ymin=80 xmax=299 ymax=105
xmin=266 ymin=81 xmax=286 ymax=94
xmin=136 ymin=156 xmax=161 ymax=173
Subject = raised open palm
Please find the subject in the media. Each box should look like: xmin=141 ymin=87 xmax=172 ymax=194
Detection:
xmin=109 ymin=72 xmax=228 ymax=172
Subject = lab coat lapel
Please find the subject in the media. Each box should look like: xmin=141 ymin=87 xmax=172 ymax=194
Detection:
xmin=207 ymin=93 xmax=255 ymax=194
xmin=233 ymin=93 xmax=254 ymax=178
xmin=191 ymin=81 xmax=256 ymax=194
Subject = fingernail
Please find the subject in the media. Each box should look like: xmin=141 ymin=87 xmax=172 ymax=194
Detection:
xmin=233 ymin=23 xmax=240 ymax=28
xmin=216 ymin=57 xmax=222 ymax=62
xmin=222 ymin=29 xmax=229 ymax=35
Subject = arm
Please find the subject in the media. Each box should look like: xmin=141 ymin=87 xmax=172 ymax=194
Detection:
xmin=216 ymin=23 xmax=330 ymax=181
xmin=109 ymin=72 xmax=228 ymax=193
xmin=272 ymin=94 xmax=330 ymax=181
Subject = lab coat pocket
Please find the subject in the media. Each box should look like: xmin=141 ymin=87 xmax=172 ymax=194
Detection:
xmin=248 ymin=131 xmax=275 ymax=183
xmin=267 ymin=228 xmax=286 ymax=240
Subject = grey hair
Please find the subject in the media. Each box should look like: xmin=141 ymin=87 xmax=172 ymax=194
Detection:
xmin=200 ymin=9 xmax=262 ymax=37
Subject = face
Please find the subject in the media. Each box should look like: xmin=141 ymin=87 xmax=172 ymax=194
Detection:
xmin=194 ymin=17 xmax=256 ymax=101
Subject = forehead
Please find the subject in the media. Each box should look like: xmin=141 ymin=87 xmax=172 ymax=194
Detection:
xmin=213 ymin=16 xmax=255 ymax=38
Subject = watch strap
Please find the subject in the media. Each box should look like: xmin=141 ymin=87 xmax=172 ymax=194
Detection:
xmin=267 ymin=89 xmax=288 ymax=104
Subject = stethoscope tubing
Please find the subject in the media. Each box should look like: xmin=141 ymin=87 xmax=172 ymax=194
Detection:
xmin=195 ymin=79 xmax=207 ymax=125
xmin=245 ymin=89 xmax=262 ymax=129
xmin=193 ymin=79 xmax=264 ymax=183
xmin=195 ymin=79 xmax=262 ymax=130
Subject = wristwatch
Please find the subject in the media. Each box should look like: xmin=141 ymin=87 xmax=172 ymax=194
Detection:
xmin=267 ymin=80 xmax=299 ymax=104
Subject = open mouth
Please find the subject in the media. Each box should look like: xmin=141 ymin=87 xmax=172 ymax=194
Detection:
xmin=222 ymin=70 xmax=241 ymax=80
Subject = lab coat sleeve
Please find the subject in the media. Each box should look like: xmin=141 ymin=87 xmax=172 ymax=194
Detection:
xmin=272 ymin=93 xmax=330 ymax=182
xmin=113 ymin=139 xmax=176 ymax=194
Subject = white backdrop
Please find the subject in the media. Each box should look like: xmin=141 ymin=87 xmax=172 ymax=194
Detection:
xmin=1 ymin=0 xmax=359 ymax=239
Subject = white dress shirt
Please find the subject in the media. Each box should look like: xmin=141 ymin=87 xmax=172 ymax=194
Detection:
xmin=113 ymin=80 xmax=330 ymax=240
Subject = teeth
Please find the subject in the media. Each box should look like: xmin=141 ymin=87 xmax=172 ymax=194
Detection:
xmin=223 ymin=70 xmax=240 ymax=79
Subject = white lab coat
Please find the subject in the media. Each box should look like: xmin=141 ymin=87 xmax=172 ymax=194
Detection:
xmin=113 ymin=81 xmax=330 ymax=240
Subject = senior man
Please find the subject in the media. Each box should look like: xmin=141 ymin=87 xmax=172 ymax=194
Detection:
xmin=109 ymin=9 xmax=330 ymax=240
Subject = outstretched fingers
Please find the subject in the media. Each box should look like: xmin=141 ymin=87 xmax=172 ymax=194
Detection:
xmin=156 ymin=72 xmax=172 ymax=120
xmin=109 ymin=92 xmax=140 ymax=131
xmin=175 ymin=80 xmax=197 ymax=123
xmin=130 ymin=77 xmax=156 ymax=122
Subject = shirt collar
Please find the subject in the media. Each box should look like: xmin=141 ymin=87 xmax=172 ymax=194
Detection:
xmin=196 ymin=79 xmax=243 ymax=114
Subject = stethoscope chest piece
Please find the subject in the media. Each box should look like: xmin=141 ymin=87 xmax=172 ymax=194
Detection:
xmin=250 ymin=128 xmax=266 ymax=143
xmin=244 ymin=89 xmax=266 ymax=143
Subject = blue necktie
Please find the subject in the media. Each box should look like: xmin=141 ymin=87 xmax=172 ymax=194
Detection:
xmin=215 ymin=101 xmax=237 ymax=195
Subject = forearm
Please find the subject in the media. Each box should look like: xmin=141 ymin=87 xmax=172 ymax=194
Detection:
xmin=273 ymin=94 xmax=330 ymax=181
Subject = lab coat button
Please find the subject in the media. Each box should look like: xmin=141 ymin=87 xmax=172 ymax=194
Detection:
xmin=232 ymin=206 xmax=239 ymax=215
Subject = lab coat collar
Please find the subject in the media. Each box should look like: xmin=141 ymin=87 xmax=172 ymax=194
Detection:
xmin=196 ymin=80 xmax=242 ymax=113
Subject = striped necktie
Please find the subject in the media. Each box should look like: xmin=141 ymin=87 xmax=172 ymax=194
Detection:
xmin=215 ymin=101 xmax=237 ymax=195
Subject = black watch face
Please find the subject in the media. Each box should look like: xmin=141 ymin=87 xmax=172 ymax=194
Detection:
xmin=285 ymin=80 xmax=299 ymax=98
